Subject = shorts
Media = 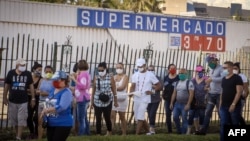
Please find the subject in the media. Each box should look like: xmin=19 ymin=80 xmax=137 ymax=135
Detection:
xmin=133 ymin=101 xmax=148 ymax=121
xmin=8 ymin=102 xmax=28 ymax=126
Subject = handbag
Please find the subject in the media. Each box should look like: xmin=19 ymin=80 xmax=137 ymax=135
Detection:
xmin=98 ymin=78 xmax=110 ymax=102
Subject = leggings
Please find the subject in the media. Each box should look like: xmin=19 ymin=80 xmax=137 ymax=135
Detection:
xmin=27 ymin=95 xmax=39 ymax=135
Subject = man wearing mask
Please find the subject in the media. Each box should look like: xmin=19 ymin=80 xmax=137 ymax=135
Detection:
xmin=196 ymin=53 xmax=224 ymax=135
xmin=3 ymin=58 xmax=35 ymax=140
xmin=170 ymin=68 xmax=194 ymax=134
xmin=130 ymin=58 xmax=161 ymax=135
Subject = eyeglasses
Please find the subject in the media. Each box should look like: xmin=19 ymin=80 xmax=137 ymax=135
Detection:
xmin=148 ymin=69 xmax=154 ymax=71
xmin=98 ymin=70 xmax=105 ymax=72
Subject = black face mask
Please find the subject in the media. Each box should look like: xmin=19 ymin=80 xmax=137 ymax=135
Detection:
xmin=34 ymin=70 xmax=41 ymax=76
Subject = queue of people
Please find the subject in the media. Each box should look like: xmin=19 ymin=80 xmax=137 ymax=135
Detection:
xmin=2 ymin=54 xmax=249 ymax=141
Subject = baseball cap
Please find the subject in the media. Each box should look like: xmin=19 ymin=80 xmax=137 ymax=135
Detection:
xmin=136 ymin=58 xmax=146 ymax=67
xmin=16 ymin=58 xmax=27 ymax=65
xmin=206 ymin=53 xmax=218 ymax=62
xmin=195 ymin=65 xmax=204 ymax=72
xmin=51 ymin=70 xmax=68 ymax=80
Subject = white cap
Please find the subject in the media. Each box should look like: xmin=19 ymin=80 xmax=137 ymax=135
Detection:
xmin=15 ymin=58 xmax=27 ymax=65
xmin=136 ymin=58 xmax=146 ymax=67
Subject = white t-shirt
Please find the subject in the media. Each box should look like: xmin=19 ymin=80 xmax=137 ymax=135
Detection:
xmin=239 ymin=73 xmax=248 ymax=83
xmin=131 ymin=71 xmax=159 ymax=103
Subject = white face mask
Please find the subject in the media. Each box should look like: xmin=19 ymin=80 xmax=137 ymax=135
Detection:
xmin=99 ymin=69 xmax=106 ymax=77
xmin=233 ymin=70 xmax=238 ymax=74
xmin=138 ymin=67 xmax=144 ymax=72
xmin=116 ymin=69 xmax=123 ymax=74
xmin=18 ymin=66 xmax=26 ymax=72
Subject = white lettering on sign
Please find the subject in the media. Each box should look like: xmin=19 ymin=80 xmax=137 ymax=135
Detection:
xmin=95 ymin=12 xmax=104 ymax=26
xmin=172 ymin=19 xmax=179 ymax=32
xmin=81 ymin=11 xmax=90 ymax=25
xmin=183 ymin=20 xmax=191 ymax=33
xmin=146 ymin=17 xmax=156 ymax=31
xmin=135 ymin=15 xmax=143 ymax=30
xmin=228 ymin=129 xmax=247 ymax=136
xmin=109 ymin=13 xmax=117 ymax=27
xmin=123 ymin=14 xmax=130 ymax=29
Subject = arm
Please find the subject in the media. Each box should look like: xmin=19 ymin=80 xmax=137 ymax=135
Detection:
xmin=111 ymin=76 xmax=118 ymax=106
xmin=229 ymin=85 xmax=243 ymax=112
xmin=170 ymin=89 xmax=177 ymax=110
xmin=242 ymin=81 xmax=249 ymax=99
xmin=116 ymin=75 xmax=129 ymax=91
xmin=91 ymin=77 xmax=96 ymax=106
xmin=210 ymin=68 xmax=224 ymax=83
xmin=3 ymin=83 xmax=10 ymax=105
xmin=29 ymin=84 xmax=36 ymax=108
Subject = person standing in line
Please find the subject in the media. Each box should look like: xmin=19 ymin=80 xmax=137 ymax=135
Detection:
xmin=196 ymin=53 xmax=223 ymax=135
xmin=27 ymin=62 xmax=43 ymax=139
xmin=187 ymin=65 xmax=208 ymax=135
xmin=111 ymin=62 xmax=129 ymax=136
xmin=146 ymin=65 xmax=163 ymax=135
xmin=129 ymin=58 xmax=161 ymax=135
xmin=233 ymin=62 xmax=249 ymax=125
xmin=37 ymin=65 xmax=54 ymax=139
xmin=162 ymin=64 xmax=179 ymax=133
xmin=3 ymin=58 xmax=35 ymax=140
xmin=219 ymin=61 xmax=243 ymax=141
xmin=70 ymin=60 xmax=91 ymax=136
xmin=91 ymin=62 xmax=118 ymax=136
xmin=170 ymin=68 xmax=194 ymax=134
xmin=40 ymin=70 xmax=73 ymax=141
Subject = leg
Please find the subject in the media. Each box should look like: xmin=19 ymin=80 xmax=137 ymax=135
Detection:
xmin=118 ymin=111 xmax=127 ymax=135
xmin=181 ymin=105 xmax=188 ymax=134
xmin=147 ymin=102 xmax=160 ymax=134
xmin=51 ymin=126 xmax=72 ymax=141
xmin=46 ymin=127 xmax=55 ymax=141
xmin=17 ymin=102 xmax=28 ymax=139
xmin=103 ymin=102 xmax=112 ymax=135
xmin=94 ymin=105 xmax=103 ymax=135
xmin=219 ymin=106 xmax=230 ymax=141
xmin=27 ymin=96 xmax=35 ymax=135
xmin=77 ymin=102 xmax=84 ymax=135
xmin=173 ymin=103 xmax=181 ymax=134
xmin=164 ymin=101 xmax=172 ymax=133
xmin=136 ymin=120 xmax=144 ymax=135
xmin=38 ymin=102 xmax=45 ymax=139
xmin=135 ymin=102 xmax=149 ymax=135
xmin=187 ymin=109 xmax=195 ymax=134
xmin=83 ymin=101 xmax=90 ymax=135
xmin=110 ymin=110 xmax=117 ymax=133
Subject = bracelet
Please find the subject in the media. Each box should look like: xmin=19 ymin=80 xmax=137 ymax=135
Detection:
xmin=32 ymin=98 xmax=36 ymax=101
xmin=231 ymin=103 xmax=236 ymax=106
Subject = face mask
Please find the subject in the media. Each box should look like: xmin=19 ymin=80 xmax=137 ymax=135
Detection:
xmin=18 ymin=66 xmax=26 ymax=72
xmin=198 ymin=72 xmax=204 ymax=78
xmin=233 ymin=70 xmax=238 ymax=74
xmin=169 ymin=69 xmax=176 ymax=74
xmin=99 ymin=69 xmax=106 ymax=77
xmin=34 ymin=70 xmax=41 ymax=76
xmin=116 ymin=69 xmax=123 ymax=74
xmin=208 ymin=63 xmax=216 ymax=69
xmin=178 ymin=74 xmax=187 ymax=81
xmin=53 ymin=81 xmax=61 ymax=88
xmin=221 ymin=69 xmax=229 ymax=77
xmin=138 ymin=67 xmax=144 ymax=72
xmin=45 ymin=73 xmax=53 ymax=79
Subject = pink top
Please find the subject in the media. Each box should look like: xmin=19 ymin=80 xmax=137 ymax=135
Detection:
xmin=75 ymin=71 xmax=91 ymax=102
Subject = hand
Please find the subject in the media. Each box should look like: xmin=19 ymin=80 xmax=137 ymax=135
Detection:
xmin=145 ymin=91 xmax=153 ymax=95
xmin=205 ymin=78 xmax=212 ymax=84
xmin=114 ymin=102 xmax=119 ymax=107
xmin=169 ymin=103 xmax=173 ymax=110
xmin=90 ymin=103 xmax=94 ymax=109
xmin=184 ymin=104 xmax=190 ymax=111
xmin=30 ymin=100 xmax=36 ymax=108
xmin=3 ymin=98 xmax=8 ymax=106
xmin=40 ymin=108 xmax=48 ymax=119
xmin=229 ymin=105 xmax=235 ymax=112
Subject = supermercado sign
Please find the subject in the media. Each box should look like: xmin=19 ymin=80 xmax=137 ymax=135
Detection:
xmin=77 ymin=8 xmax=226 ymax=52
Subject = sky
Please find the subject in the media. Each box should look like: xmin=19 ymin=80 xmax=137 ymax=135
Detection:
xmin=192 ymin=0 xmax=250 ymax=10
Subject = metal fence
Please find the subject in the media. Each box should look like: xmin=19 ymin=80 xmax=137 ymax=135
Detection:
xmin=0 ymin=33 xmax=250 ymax=129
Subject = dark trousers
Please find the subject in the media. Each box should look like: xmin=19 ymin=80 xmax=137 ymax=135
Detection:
xmin=164 ymin=100 xmax=173 ymax=133
xmin=94 ymin=102 xmax=112 ymax=134
xmin=147 ymin=101 xmax=160 ymax=128
xmin=47 ymin=126 xmax=72 ymax=141
xmin=27 ymin=95 xmax=39 ymax=135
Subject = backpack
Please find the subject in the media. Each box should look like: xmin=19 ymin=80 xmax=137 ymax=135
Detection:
xmin=162 ymin=75 xmax=175 ymax=101
xmin=175 ymin=80 xmax=196 ymax=109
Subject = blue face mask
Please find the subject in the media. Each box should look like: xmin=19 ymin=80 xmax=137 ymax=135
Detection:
xmin=179 ymin=74 xmax=186 ymax=81
xmin=221 ymin=69 xmax=229 ymax=77
xmin=198 ymin=72 xmax=204 ymax=78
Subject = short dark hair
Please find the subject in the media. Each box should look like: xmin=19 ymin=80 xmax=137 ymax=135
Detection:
xmin=44 ymin=65 xmax=53 ymax=72
xmin=78 ymin=60 xmax=89 ymax=71
xmin=73 ymin=63 xmax=78 ymax=73
xmin=167 ymin=64 xmax=175 ymax=70
xmin=224 ymin=61 xmax=234 ymax=67
xmin=32 ymin=61 xmax=42 ymax=72
xmin=233 ymin=62 xmax=241 ymax=73
xmin=98 ymin=62 xmax=107 ymax=69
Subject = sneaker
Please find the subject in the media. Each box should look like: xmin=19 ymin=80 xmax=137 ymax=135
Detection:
xmin=146 ymin=132 xmax=155 ymax=135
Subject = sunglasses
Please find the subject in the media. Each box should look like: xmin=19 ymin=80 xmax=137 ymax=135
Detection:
xmin=98 ymin=70 xmax=105 ymax=72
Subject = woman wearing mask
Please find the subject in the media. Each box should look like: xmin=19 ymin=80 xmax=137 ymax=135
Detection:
xmin=187 ymin=65 xmax=209 ymax=135
xmin=40 ymin=70 xmax=73 ymax=141
xmin=162 ymin=64 xmax=179 ymax=133
xmin=70 ymin=60 xmax=91 ymax=136
xmin=27 ymin=62 xmax=43 ymax=139
xmin=91 ymin=62 xmax=118 ymax=136
xmin=111 ymin=62 xmax=129 ymax=135
xmin=37 ymin=66 xmax=54 ymax=139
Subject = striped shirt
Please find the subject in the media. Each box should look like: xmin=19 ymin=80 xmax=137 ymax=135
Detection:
xmin=94 ymin=74 xmax=113 ymax=107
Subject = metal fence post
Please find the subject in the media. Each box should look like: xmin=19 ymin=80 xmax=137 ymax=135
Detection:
xmin=53 ymin=42 xmax=57 ymax=71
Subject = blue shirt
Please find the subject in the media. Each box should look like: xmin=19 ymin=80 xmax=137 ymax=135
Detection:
xmin=39 ymin=79 xmax=54 ymax=101
xmin=46 ymin=88 xmax=73 ymax=127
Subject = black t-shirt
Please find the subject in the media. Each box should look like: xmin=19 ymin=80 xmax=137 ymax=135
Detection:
xmin=5 ymin=69 xmax=33 ymax=104
xmin=163 ymin=74 xmax=180 ymax=101
xmin=221 ymin=74 xmax=243 ymax=107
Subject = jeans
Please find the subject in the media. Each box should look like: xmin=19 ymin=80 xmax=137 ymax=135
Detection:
xmin=188 ymin=108 xmax=205 ymax=126
xmin=164 ymin=101 xmax=173 ymax=133
xmin=173 ymin=102 xmax=188 ymax=134
xmin=77 ymin=101 xmax=90 ymax=135
xmin=147 ymin=101 xmax=160 ymax=128
xmin=219 ymin=105 xmax=241 ymax=141
xmin=201 ymin=93 xmax=220 ymax=132
xmin=94 ymin=102 xmax=112 ymax=134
